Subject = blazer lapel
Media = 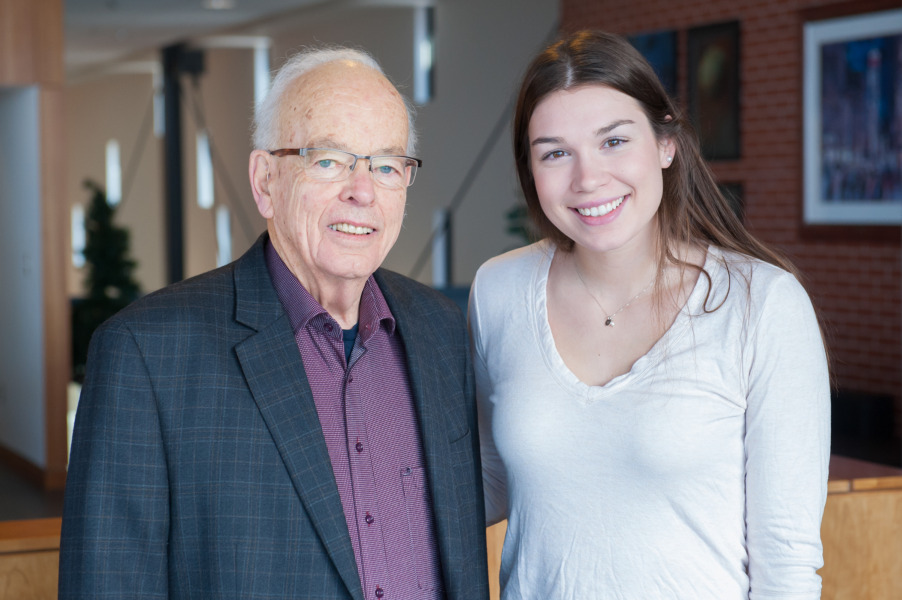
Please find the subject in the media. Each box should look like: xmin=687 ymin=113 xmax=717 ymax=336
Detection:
xmin=232 ymin=240 xmax=364 ymax=600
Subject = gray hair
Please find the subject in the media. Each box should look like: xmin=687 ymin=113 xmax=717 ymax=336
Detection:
xmin=252 ymin=46 xmax=418 ymax=155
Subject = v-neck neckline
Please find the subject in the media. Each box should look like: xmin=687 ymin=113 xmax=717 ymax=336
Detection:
xmin=530 ymin=241 xmax=717 ymax=404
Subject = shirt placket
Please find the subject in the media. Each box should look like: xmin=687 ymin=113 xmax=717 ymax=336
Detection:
xmin=345 ymin=343 xmax=391 ymax=600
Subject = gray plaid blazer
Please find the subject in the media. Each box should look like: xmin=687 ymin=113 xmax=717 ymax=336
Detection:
xmin=59 ymin=234 xmax=489 ymax=600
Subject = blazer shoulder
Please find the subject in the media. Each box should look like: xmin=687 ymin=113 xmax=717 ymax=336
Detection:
xmin=111 ymin=263 xmax=237 ymax=327
xmin=374 ymin=269 xmax=464 ymax=320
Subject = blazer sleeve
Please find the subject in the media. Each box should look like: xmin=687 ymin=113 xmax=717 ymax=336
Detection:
xmin=59 ymin=317 xmax=171 ymax=599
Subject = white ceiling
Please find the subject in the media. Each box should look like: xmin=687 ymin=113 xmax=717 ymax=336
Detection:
xmin=64 ymin=0 xmax=333 ymax=75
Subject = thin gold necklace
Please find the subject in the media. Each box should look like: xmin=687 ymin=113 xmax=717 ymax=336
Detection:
xmin=573 ymin=260 xmax=657 ymax=327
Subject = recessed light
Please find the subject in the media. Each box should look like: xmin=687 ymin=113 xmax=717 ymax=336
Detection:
xmin=202 ymin=0 xmax=236 ymax=10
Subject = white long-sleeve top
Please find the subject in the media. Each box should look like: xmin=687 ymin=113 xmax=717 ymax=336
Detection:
xmin=469 ymin=241 xmax=830 ymax=600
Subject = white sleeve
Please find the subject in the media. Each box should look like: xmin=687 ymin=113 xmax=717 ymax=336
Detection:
xmin=744 ymin=272 xmax=831 ymax=599
xmin=468 ymin=269 xmax=509 ymax=526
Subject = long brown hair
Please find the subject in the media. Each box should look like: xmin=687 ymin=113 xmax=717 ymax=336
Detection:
xmin=513 ymin=30 xmax=801 ymax=288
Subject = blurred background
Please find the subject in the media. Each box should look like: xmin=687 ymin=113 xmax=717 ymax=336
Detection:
xmin=0 ymin=0 xmax=900 ymax=596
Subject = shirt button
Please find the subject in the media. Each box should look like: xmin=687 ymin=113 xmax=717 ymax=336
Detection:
xmin=365 ymin=512 xmax=374 ymax=525
xmin=356 ymin=441 xmax=364 ymax=453
xmin=375 ymin=586 xmax=384 ymax=598
xmin=403 ymin=467 xmax=412 ymax=475
xmin=324 ymin=323 xmax=334 ymax=332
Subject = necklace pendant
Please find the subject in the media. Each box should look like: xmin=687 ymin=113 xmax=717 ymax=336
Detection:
xmin=604 ymin=317 xmax=614 ymax=327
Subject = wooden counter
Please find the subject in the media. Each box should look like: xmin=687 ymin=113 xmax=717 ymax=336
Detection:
xmin=0 ymin=517 xmax=61 ymax=600
xmin=820 ymin=455 xmax=902 ymax=600
xmin=486 ymin=454 xmax=902 ymax=600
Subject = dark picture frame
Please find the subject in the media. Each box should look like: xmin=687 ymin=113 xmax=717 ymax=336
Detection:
xmin=803 ymin=8 xmax=902 ymax=225
xmin=718 ymin=182 xmax=744 ymax=223
xmin=687 ymin=21 xmax=741 ymax=160
xmin=628 ymin=30 xmax=678 ymax=98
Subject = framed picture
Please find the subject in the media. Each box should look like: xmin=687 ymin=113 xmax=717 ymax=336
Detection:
xmin=688 ymin=21 xmax=741 ymax=160
xmin=628 ymin=30 xmax=677 ymax=97
xmin=803 ymin=9 xmax=902 ymax=225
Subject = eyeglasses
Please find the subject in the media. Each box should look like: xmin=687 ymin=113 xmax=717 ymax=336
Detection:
xmin=269 ymin=147 xmax=422 ymax=189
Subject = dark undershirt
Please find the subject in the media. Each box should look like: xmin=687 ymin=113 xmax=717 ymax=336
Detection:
xmin=341 ymin=324 xmax=358 ymax=363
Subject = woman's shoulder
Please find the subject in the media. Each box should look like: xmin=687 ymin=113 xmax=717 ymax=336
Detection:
xmin=708 ymin=246 xmax=811 ymax=308
xmin=474 ymin=240 xmax=553 ymax=286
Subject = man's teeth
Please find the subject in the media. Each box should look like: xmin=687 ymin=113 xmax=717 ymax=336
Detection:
xmin=577 ymin=195 xmax=625 ymax=217
xmin=330 ymin=223 xmax=373 ymax=235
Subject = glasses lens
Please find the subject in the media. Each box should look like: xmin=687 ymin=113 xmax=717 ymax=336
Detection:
xmin=370 ymin=157 xmax=408 ymax=189
xmin=303 ymin=149 xmax=354 ymax=181
xmin=371 ymin=156 xmax=417 ymax=189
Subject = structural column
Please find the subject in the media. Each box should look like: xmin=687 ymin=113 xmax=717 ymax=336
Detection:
xmin=0 ymin=0 xmax=68 ymax=490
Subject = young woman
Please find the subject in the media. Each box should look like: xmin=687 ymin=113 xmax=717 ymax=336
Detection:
xmin=469 ymin=31 xmax=830 ymax=599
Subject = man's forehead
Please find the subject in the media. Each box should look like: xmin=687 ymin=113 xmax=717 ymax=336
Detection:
xmin=279 ymin=61 xmax=408 ymax=148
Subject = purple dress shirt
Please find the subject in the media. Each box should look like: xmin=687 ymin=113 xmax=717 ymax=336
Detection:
xmin=265 ymin=242 xmax=444 ymax=600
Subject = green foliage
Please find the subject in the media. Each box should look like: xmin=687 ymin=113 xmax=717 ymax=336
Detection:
xmin=505 ymin=200 xmax=538 ymax=248
xmin=72 ymin=180 xmax=141 ymax=381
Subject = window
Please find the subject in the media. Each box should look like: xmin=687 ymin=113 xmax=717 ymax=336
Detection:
xmin=196 ymin=130 xmax=214 ymax=209
xmin=413 ymin=6 xmax=435 ymax=105
xmin=71 ymin=204 xmax=86 ymax=268
xmin=216 ymin=205 xmax=232 ymax=267
xmin=105 ymin=139 xmax=122 ymax=206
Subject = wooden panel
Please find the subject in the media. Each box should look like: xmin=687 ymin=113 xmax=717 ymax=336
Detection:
xmin=0 ymin=0 xmax=63 ymax=85
xmin=0 ymin=550 xmax=59 ymax=600
xmin=0 ymin=519 xmax=61 ymax=554
xmin=0 ymin=0 xmax=34 ymax=83
xmin=40 ymin=86 xmax=69 ymax=490
xmin=486 ymin=520 xmax=506 ymax=600
xmin=820 ymin=489 xmax=902 ymax=600
xmin=0 ymin=518 xmax=60 ymax=600
xmin=32 ymin=0 xmax=64 ymax=85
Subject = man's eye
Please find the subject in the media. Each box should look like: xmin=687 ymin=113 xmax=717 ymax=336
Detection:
xmin=377 ymin=165 xmax=399 ymax=175
xmin=316 ymin=159 xmax=336 ymax=168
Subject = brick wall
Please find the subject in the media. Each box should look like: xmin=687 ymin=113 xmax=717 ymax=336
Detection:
xmin=561 ymin=0 xmax=902 ymax=435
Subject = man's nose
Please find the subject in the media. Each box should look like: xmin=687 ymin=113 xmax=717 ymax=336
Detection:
xmin=345 ymin=159 xmax=376 ymax=204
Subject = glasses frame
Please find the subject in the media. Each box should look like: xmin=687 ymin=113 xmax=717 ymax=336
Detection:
xmin=269 ymin=147 xmax=423 ymax=188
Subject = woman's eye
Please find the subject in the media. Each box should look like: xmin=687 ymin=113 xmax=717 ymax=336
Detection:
xmin=603 ymin=138 xmax=626 ymax=149
xmin=542 ymin=150 xmax=568 ymax=161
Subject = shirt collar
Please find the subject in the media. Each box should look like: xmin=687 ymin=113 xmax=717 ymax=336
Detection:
xmin=265 ymin=238 xmax=396 ymax=337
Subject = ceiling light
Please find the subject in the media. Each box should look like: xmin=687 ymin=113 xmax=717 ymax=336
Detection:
xmin=202 ymin=0 xmax=236 ymax=10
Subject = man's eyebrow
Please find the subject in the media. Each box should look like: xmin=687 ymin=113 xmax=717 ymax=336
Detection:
xmin=305 ymin=138 xmax=406 ymax=156
xmin=531 ymin=119 xmax=635 ymax=147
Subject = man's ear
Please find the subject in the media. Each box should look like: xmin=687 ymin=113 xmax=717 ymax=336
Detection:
xmin=249 ymin=150 xmax=275 ymax=219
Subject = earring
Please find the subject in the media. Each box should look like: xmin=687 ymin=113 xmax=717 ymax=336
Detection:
xmin=666 ymin=156 xmax=673 ymax=162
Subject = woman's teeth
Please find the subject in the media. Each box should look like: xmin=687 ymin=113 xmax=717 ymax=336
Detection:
xmin=576 ymin=195 xmax=625 ymax=217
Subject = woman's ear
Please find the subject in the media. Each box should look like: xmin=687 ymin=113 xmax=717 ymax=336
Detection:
xmin=659 ymin=137 xmax=676 ymax=169
xmin=249 ymin=150 xmax=275 ymax=219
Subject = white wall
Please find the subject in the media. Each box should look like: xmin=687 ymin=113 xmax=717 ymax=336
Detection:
xmin=66 ymin=70 xmax=166 ymax=296
xmin=64 ymin=0 xmax=559 ymax=295
xmin=0 ymin=87 xmax=46 ymax=466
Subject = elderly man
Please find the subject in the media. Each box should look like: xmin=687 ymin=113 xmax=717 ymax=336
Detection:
xmin=59 ymin=47 xmax=489 ymax=600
